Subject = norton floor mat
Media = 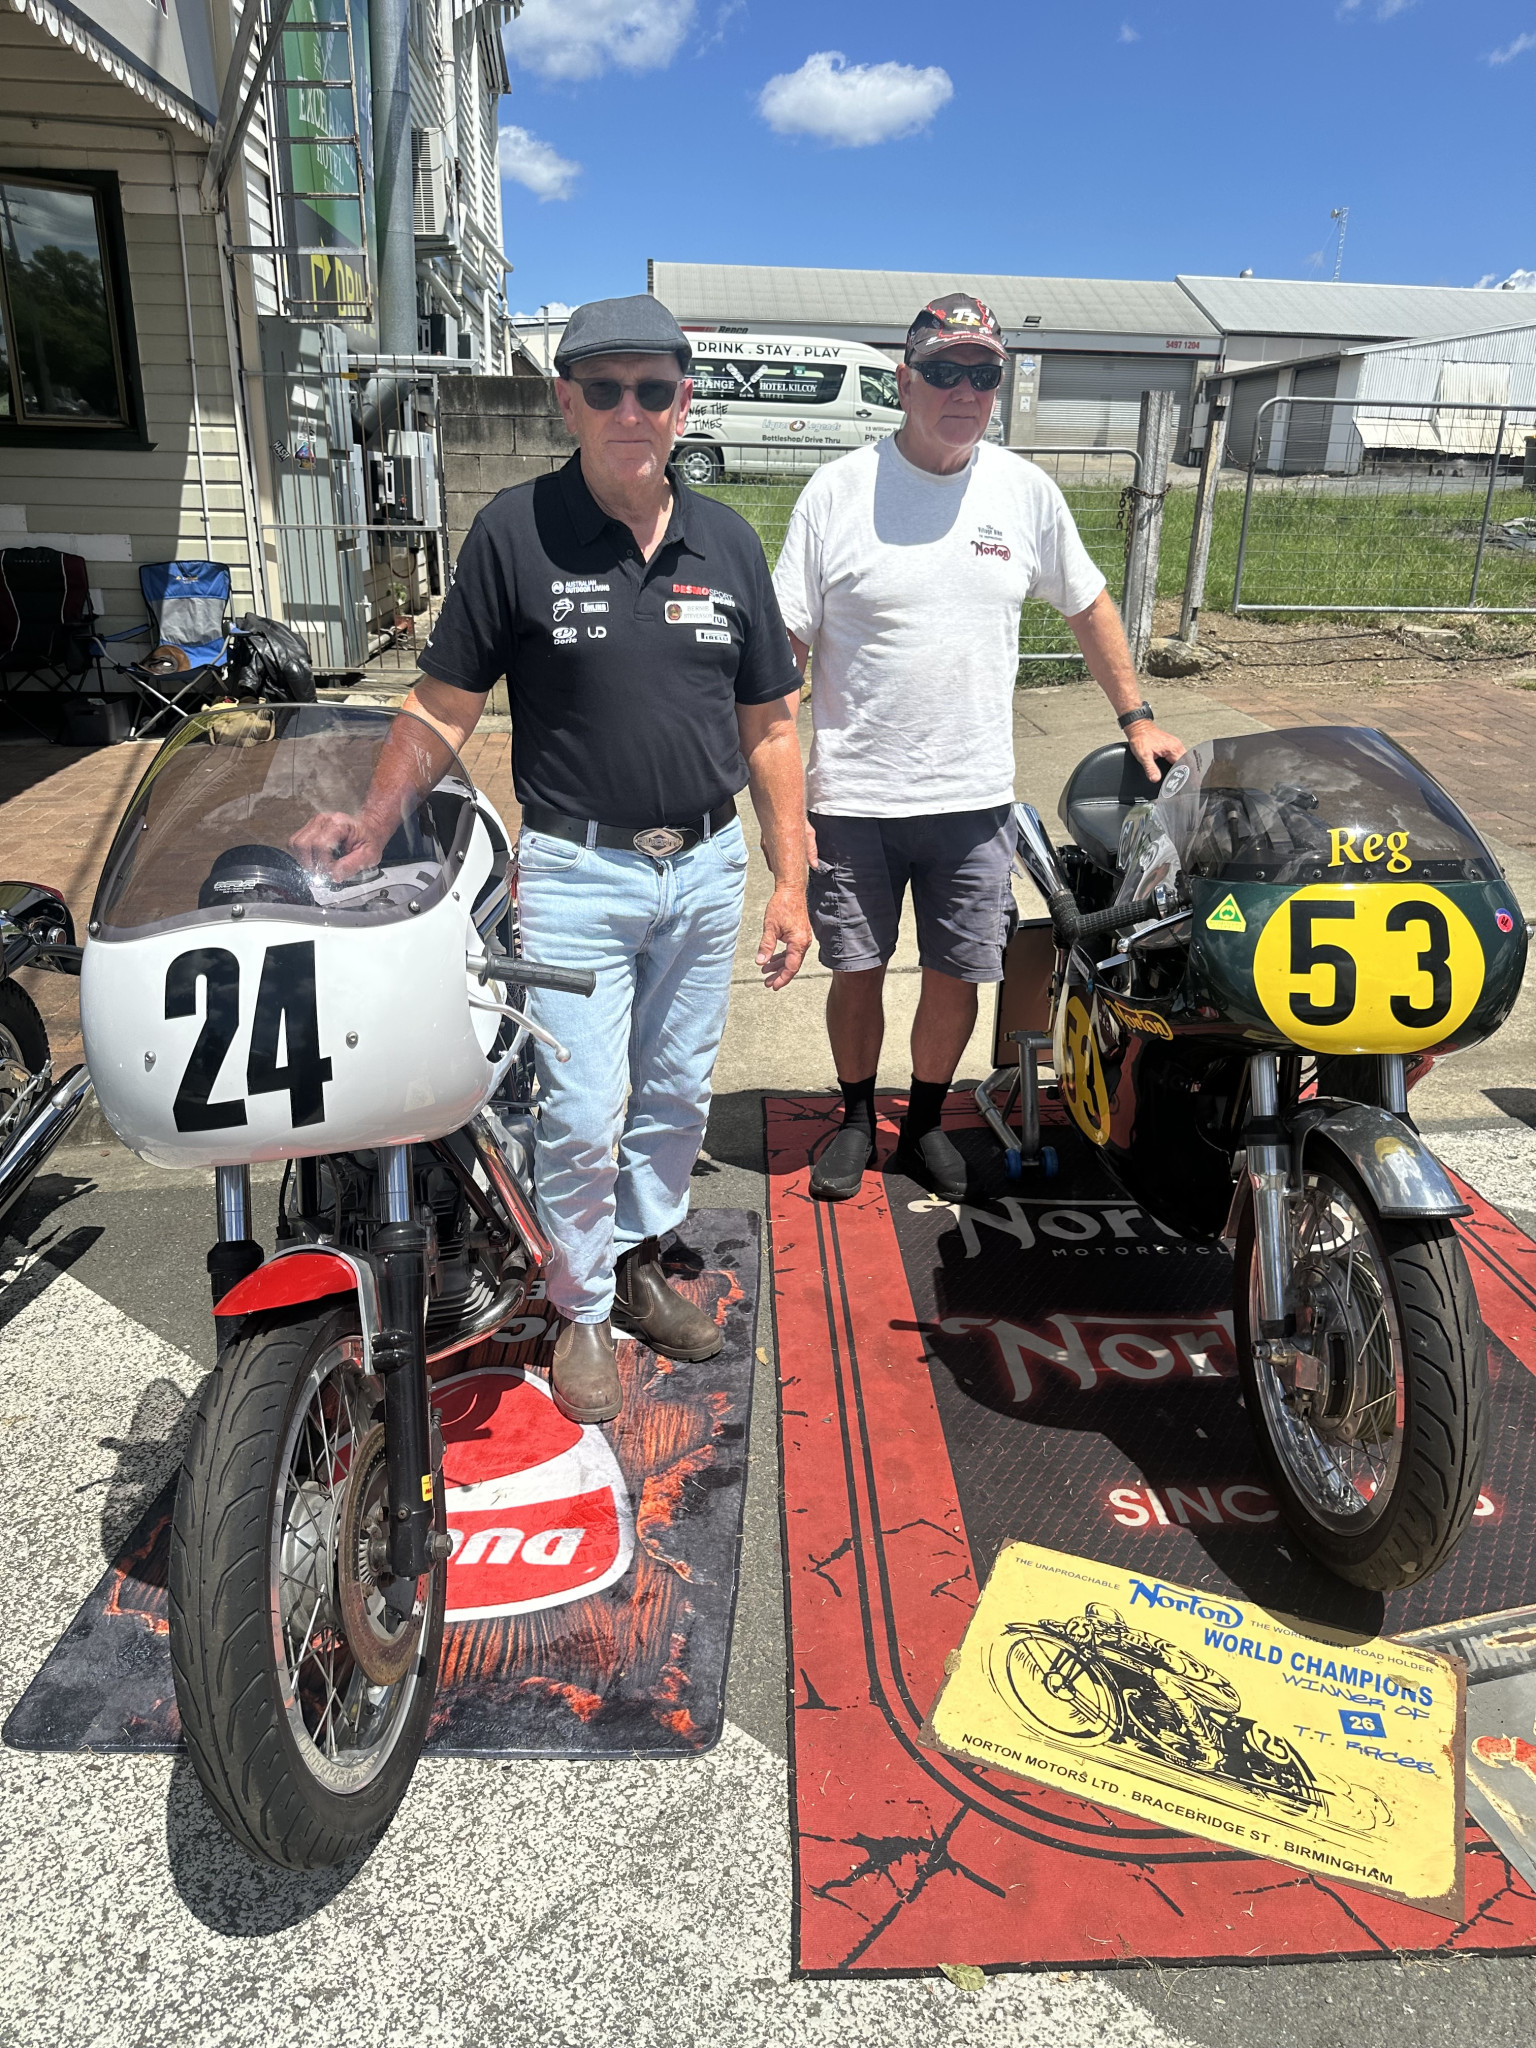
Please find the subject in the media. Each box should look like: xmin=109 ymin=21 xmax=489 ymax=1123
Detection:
xmin=5 ymin=1210 xmax=758 ymax=1760
xmin=768 ymin=1095 xmax=1536 ymax=1974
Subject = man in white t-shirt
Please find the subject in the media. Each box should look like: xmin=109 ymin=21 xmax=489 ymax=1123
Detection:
xmin=773 ymin=292 xmax=1186 ymax=1202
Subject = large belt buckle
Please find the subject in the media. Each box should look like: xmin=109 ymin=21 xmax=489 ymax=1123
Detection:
xmin=633 ymin=826 xmax=686 ymax=860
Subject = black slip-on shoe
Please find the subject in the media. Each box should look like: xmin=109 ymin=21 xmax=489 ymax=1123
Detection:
xmin=810 ymin=1122 xmax=878 ymax=1202
xmin=888 ymin=1126 xmax=968 ymax=1202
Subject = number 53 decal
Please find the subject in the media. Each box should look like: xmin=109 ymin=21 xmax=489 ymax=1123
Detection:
xmin=165 ymin=941 xmax=333 ymax=1133
xmin=1252 ymin=884 xmax=1485 ymax=1054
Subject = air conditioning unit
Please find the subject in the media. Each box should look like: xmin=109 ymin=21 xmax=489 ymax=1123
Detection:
xmin=412 ymin=128 xmax=450 ymax=237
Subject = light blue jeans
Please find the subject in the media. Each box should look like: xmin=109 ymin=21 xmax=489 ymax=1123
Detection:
xmin=514 ymin=818 xmax=749 ymax=1321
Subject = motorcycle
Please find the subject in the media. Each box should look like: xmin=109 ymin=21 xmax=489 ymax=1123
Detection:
xmin=81 ymin=702 xmax=592 ymax=1869
xmin=978 ymin=726 xmax=1527 ymax=1593
xmin=0 ymin=882 xmax=92 ymax=1230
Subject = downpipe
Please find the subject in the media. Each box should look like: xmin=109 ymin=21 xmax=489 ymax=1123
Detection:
xmin=0 ymin=1065 xmax=92 ymax=1222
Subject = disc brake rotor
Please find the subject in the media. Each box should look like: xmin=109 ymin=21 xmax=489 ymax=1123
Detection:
xmin=336 ymin=1423 xmax=425 ymax=1686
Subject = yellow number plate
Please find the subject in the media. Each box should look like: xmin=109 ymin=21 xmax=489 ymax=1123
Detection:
xmin=1252 ymin=884 xmax=1485 ymax=1054
xmin=1057 ymin=991 xmax=1111 ymax=1145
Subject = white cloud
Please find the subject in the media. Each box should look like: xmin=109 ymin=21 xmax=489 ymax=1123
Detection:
xmin=1489 ymin=30 xmax=1536 ymax=62
xmin=514 ymin=301 xmax=574 ymax=319
xmin=1338 ymin=0 xmax=1415 ymax=17
xmin=1477 ymin=267 xmax=1536 ymax=289
xmin=757 ymin=50 xmax=953 ymax=148
xmin=1118 ymin=22 xmax=1139 ymax=40
xmin=497 ymin=125 xmax=580 ymax=202
xmin=506 ymin=0 xmax=695 ymax=83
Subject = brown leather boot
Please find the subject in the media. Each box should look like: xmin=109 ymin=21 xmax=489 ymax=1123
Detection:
xmin=612 ymin=1237 xmax=723 ymax=1362
xmin=549 ymin=1316 xmax=621 ymax=1424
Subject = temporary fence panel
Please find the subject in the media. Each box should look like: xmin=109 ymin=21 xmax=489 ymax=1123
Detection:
xmin=252 ymin=335 xmax=466 ymax=676
xmin=1232 ymin=396 xmax=1536 ymax=616
xmin=693 ymin=443 xmax=1141 ymax=674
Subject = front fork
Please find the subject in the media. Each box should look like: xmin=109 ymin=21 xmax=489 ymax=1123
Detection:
xmin=1244 ymin=1052 xmax=1408 ymax=1384
xmin=210 ymin=1147 xmax=444 ymax=1607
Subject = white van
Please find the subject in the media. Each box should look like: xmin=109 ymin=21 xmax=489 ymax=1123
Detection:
xmin=674 ymin=333 xmax=904 ymax=484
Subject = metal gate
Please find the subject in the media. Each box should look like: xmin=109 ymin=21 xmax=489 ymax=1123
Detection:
xmin=250 ymin=329 xmax=464 ymax=678
xmin=1232 ymin=395 xmax=1536 ymax=616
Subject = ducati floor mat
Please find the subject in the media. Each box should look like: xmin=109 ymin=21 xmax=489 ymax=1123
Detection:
xmin=768 ymin=1094 xmax=1536 ymax=1974
xmin=4 ymin=1210 xmax=758 ymax=1760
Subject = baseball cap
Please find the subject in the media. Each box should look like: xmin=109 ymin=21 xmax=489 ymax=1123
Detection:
xmin=554 ymin=294 xmax=692 ymax=375
xmin=904 ymin=292 xmax=1008 ymax=365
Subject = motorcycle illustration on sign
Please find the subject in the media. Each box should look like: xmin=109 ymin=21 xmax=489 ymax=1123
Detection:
xmin=989 ymin=1605 xmax=1335 ymax=1821
xmin=981 ymin=727 xmax=1527 ymax=1592
xmin=81 ymin=703 xmax=597 ymax=1869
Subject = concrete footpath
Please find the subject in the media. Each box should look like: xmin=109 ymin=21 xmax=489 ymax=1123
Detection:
xmin=0 ymin=681 xmax=1534 ymax=2047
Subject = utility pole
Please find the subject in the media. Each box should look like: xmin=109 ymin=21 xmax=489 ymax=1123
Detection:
xmin=1330 ymin=207 xmax=1349 ymax=283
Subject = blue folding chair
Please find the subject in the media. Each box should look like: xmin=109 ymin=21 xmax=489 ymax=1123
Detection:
xmin=98 ymin=561 xmax=235 ymax=737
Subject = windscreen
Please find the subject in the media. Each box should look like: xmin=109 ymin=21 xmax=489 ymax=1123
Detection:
xmin=92 ymin=703 xmax=476 ymax=940
xmin=1115 ymin=727 xmax=1495 ymax=901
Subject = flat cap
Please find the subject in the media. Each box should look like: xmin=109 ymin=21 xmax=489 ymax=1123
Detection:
xmin=554 ymin=294 xmax=692 ymax=375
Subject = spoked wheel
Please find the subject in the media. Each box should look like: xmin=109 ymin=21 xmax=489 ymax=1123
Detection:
xmin=1236 ymin=1141 xmax=1487 ymax=1591
xmin=170 ymin=1303 xmax=445 ymax=1868
xmin=989 ymin=1628 xmax=1122 ymax=1743
xmin=0 ymin=980 xmax=48 ymax=1133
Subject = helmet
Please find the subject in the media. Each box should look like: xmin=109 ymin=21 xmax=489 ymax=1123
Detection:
xmin=1085 ymin=1602 xmax=1124 ymax=1629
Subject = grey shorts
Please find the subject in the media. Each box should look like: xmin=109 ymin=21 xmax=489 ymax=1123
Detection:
xmin=807 ymin=806 xmax=1014 ymax=983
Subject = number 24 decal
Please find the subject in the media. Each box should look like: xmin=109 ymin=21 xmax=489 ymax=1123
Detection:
xmin=165 ymin=943 xmax=333 ymax=1133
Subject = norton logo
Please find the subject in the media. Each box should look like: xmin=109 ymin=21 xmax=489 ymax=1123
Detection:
xmin=1206 ymin=894 xmax=1246 ymax=933
xmin=1128 ymin=1577 xmax=1243 ymax=1628
xmin=436 ymin=1368 xmax=634 ymax=1620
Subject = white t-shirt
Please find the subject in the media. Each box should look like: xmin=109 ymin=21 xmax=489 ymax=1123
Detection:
xmin=772 ymin=436 xmax=1107 ymax=817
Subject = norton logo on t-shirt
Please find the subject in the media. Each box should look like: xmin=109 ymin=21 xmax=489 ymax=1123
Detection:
xmin=972 ymin=522 xmax=1012 ymax=561
xmin=437 ymin=1367 xmax=635 ymax=1620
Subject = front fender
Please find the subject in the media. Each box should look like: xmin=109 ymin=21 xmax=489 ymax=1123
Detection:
xmin=1293 ymin=1100 xmax=1469 ymax=1221
xmin=213 ymin=1244 xmax=381 ymax=1368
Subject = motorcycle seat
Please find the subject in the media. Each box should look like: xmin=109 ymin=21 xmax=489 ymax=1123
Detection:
xmin=1058 ymin=743 xmax=1164 ymax=872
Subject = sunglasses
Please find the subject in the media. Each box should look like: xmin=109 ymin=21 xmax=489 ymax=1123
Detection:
xmin=573 ymin=376 xmax=681 ymax=412
xmin=914 ymin=359 xmax=1005 ymax=392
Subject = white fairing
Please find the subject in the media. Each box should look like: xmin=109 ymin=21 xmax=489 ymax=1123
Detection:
xmin=82 ymin=713 xmax=516 ymax=1168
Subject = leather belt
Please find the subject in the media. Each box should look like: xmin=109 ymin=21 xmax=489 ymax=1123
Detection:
xmin=520 ymin=798 xmax=737 ymax=860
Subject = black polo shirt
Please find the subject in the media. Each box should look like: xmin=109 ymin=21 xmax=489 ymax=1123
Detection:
xmin=420 ymin=452 xmax=797 ymax=827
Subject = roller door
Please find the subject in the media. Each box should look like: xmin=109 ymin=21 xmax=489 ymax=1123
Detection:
xmin=1035 ymin=354 xmax=1197 ymax=448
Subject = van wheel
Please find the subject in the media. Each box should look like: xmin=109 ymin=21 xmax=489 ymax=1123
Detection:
xmin=676 ymin=444 xmax=721 ymax=486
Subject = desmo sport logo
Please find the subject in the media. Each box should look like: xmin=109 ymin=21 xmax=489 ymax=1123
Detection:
xmin=1127 ymin=1578 xmax=1243 ymax=1630
xmin=436 ymin=1368 xmax=635 ymax=1621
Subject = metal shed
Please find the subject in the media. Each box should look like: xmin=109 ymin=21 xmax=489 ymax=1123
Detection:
xmin=647 ymin=260 xmax=1220 ymax=454
xmin=1208 ymin=322 xmax=1536 ymax=472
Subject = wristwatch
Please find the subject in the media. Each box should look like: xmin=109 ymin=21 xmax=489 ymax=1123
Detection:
xmin=1118 ymin=701 xmax=1155 ymax=730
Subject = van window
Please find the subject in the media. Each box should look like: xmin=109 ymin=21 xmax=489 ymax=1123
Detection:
xmin=859 ymin=365 xmax=900 ymax=410
xmin=691 ymin=359 xmax=754 ymax=401
xmin=754 ymin=362 xmax=846 ymax=405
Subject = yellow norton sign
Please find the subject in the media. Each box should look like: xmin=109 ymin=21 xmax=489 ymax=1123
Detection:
xmin=921 ymin=1542 xmax=1466 ymax=1919
xmin=1056 ymin=992 xmax=1110 ymax=1146
xmin=1252 ymin=883 xmax=1485 ymax=1055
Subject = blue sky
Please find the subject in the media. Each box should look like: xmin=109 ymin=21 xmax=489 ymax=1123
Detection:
xmin=495 ymin=1 xmax=1536 ymax=315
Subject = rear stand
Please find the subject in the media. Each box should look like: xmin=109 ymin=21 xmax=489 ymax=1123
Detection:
xmin=974 ymin=1029 xmax=1057 ymax=1180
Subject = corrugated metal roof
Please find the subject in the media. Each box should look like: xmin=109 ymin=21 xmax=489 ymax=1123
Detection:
xmin=1178 ymin=275 xmax=1536 ymax=339
xmin=1221 ymin=321 xmax=1536 ymax=383
xmin=649 ymin=262 xmax=1214 ymax=339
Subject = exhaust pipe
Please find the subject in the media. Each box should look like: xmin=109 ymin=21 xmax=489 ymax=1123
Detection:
xmin=0 ymin=1065 xmax=93 ymax=1223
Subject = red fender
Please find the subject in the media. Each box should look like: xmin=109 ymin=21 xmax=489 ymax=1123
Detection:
xmin=214 ymin=1250 xmax=362 ymax=1318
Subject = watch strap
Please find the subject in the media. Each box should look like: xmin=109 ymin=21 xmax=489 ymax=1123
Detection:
xmin=1118 ymin=701 xmax=1155 ymax=730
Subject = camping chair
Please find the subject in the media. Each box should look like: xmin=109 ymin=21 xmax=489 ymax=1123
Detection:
xmin=0 ymin=547 xmax=104 ymax=737
xmin=97 ymin=560 xmax=235 ymax=738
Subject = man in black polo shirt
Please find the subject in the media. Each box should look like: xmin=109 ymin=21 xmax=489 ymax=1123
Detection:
xmin=308 ymin=296 xmax=809 ymax=1424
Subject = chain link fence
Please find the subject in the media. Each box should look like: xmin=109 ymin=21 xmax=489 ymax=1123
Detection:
xmin=1232 ymin=396 xmax=1536 ymax=616
xmin=693 ymin=442 xmax=1140 ymax=677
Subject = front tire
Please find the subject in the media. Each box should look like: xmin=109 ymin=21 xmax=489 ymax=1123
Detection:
xmin=169 ymin=1303 xmax=444 ymax=1868
xmin=1236 ymin=1142 xmax=1487 ymax=1591
xmin=675 ymin=442 xmax=722 ymax=486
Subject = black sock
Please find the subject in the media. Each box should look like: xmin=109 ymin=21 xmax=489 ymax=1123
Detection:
xmin=903 ymin=1078 xmax=950 ymax=1141
xmin=838 ymin=1074 xmax=877 ymax=1136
